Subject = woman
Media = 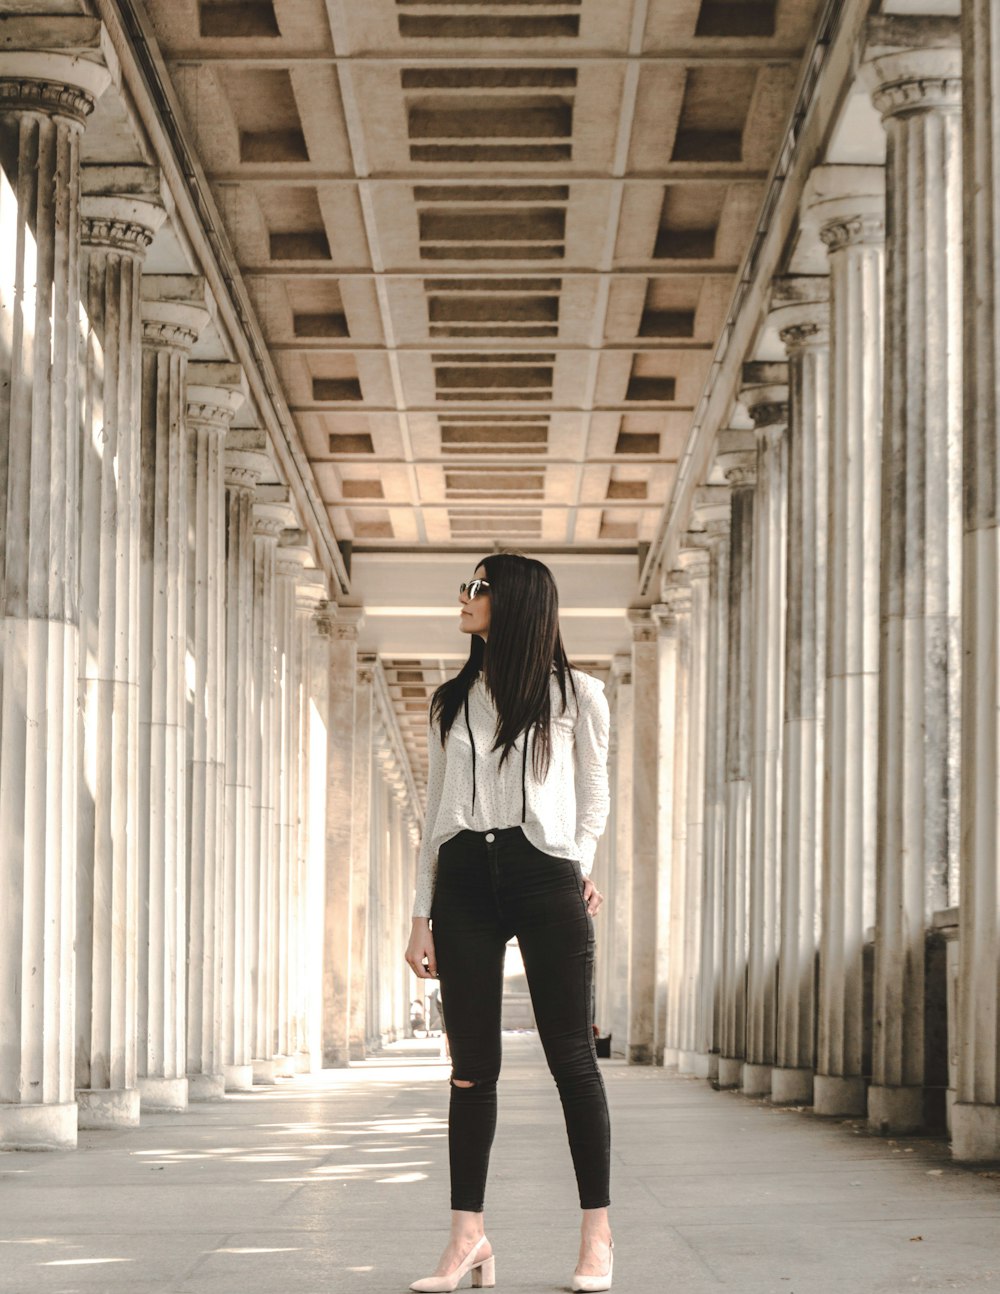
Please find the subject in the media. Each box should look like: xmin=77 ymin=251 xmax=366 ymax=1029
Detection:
xmin=404 ymin=552 xmax=614 ymax=1292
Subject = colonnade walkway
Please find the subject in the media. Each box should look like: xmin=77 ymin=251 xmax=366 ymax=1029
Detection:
xmin=3 ymin=1034 xmax=999 ymax=1294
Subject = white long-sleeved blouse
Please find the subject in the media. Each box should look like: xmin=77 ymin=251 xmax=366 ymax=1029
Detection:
xmin=411 ymin=666 xmax=611 ymax=919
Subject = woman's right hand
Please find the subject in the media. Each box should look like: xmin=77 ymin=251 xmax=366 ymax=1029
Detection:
xmin=406 ymin=919 xmax=438 ymax=978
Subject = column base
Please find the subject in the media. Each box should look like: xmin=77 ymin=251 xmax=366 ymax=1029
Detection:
xmin=223 ymin=1064 xmax=254 ymax=1092
xmin=705 ymin=1052 xmax=720 ymax=1082
xmin=628 ymin=1043 xmax=654 ymax=1065
xmin=139 ymin=1077 xmax=188 ymax=1112
xmin=678 ymin=1050 xmax=710 ymax=1078
xmin=770 ymin=1066 xmax=814 ymax=1105
xmin=868 ymin=1084 xmax=924 ymax=1135
xmin=951 ymin=1102 xmax=1000 ymax=1161
xmin=661 ymin=1046 xmax=679 ymax=1070
xmin=294 ymin=1052 xmax=312 ymax=1074
xmin=252 ymin=1058 xmax=277 ymax=1084
xmin=187 ymin=1073 xmax=226 ymax=1102
xmin=273 ymin=1054 xmax=296 ymax=1079
xmin=717 ymin=1056 xmax=743 ymax=1088
xmin=741 ymin=1063 xmax=773 ymax=1097
xmin=813 ymin=1074 xmax=867 ymax=1117
xmin=76 ymin=1087 xmax=140 ymax=1129
xmin=0 ymin=1101 xmax=78 ymax=1150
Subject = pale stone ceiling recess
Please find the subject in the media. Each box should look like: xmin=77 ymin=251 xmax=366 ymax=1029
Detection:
xmin=143 ymin=0 xmax=825 ymax=789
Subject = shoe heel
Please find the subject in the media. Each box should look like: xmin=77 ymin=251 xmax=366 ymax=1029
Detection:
xmin=471 ymin=1255 xmax=495 ymax=1288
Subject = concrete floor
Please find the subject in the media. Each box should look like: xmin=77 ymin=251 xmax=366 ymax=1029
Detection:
xmin=2 ymin=1034 xmax=999 ymax=1294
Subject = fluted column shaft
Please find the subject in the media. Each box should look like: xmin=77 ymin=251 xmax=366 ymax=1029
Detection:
xmin=717 ymin=459 xmax=756 ymax=1089
xmin=694 ymin=504 xmax=732 ymax=1078
xmin=771 ymin=297 xmax=830 ymax=1105
xmin=743 ymin=372 xmax=790 ymax=1097
xmin=75 ymin=187 xmax=163 ymax=1130
xmin=652 ymin=607 xmax=679 ymax=1064
xmin=137 ymin=283 xmax=210 ymax=1112
xmin=608 ymin=656 xmax=633 ymax=1057
xmin=954 ymin=0 xmax=1000 ymax=1160
xmin=322 ymin=613 xmax=361 ymax=1066
xmin=221 ymin=440 xmax=267 ymax=1090
xmin=627 ymin=608 xmax=659 ymax=1065
xmin=249 ymin=506 xmax=283 ymax=1077
xmin=0 ymin=58 xmax=108 ymax=1150
xmin=272 ymin=550 xmax=307 ymax=1070
xmin=349 ymin=656 xmax=376 ymax=1059
xmin=677 ymin=548 xmax=710 ymax=1075
xmin=661 ymin=580 xmax=690 ymax=1068
xmin=185 ymin=365 xmax=245 ymax=1100
xmin=867 ymin=38 xmax=963 ymax=1134
xmin=815 ymin=193 xmax=885 ymax=1117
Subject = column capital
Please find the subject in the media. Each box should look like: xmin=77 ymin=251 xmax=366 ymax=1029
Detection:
xmin=328 ymin=605 xmax=366 ymax=641
xmin=610 ymin=651 xmax=632 ymax=685
xmin=253 ymin=500 xmax=297 ymax=540
xmin=661 ymin=569 xmax=692 ymax=615
xmin=0 ymin=25 xmax=113 ymax=119
xmin=626 ymin=607 xmax=657 ymax=643
xmin=186 ymin=362 xmax=248 ymax=432
xmin=80 ymin=165 xmax=166 ymax=254
xmin=804 ymin=165 xmax=886 ymax=253
xmin=863 ymin=19 xmax=961 ymax=121
xmin=769 ymin=276 xmax=830 ymax=353
xmin=141 ymin=276 xmax=211 ymax=353
xmin=357 ymin=652 xmax=377 ymax=687
xmin=275 ymin=544 xmax=313 ymax=582
xmin=677 ymin=541 xmax=711 ymax=584
xmin=716 ymin=451 xmax=757 ymax=488
xmin=741 ymin=361 xmax=789 ymax=430
xmin=692 ymin=484 xmax=732 ymax=530
xmin=225 ymin=428 xmax=271 ymax=492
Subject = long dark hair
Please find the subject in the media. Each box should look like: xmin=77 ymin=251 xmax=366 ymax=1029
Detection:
xmin=430 ymin=551 xmax=579 ymax=782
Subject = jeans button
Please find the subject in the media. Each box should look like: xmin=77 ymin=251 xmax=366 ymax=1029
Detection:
xmin=485 ymin=832 xmax=495 ymax=843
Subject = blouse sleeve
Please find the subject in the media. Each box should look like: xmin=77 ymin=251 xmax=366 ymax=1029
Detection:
xmin=412 ymin=712 xmax=447 ymax=919
xmin=573 ymin=678 xmax=611 ymax=876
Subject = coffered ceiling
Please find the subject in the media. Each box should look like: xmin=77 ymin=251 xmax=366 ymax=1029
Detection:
xmin=141 ymin=0 xmax=825 ymax=782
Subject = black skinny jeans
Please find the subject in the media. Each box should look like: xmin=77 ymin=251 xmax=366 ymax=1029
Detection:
xmin=429 ymin=824 xmax=611 ymax=1213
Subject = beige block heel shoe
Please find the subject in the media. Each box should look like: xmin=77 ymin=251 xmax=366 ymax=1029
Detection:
xmin=409 ymin=1234 xmax=496 ymax=1292
xmin=570 ymin=1237 xmax=613 ymax=1292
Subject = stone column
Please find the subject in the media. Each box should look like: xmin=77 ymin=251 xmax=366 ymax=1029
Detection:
xmin=742 ymin=367 xmax=790 ymax=1098
xmin=770 ymin=281 xmax=830 ymax=1105
xmin=651 ymin=603 xmax=678 ymax=1065
xmin=675 ymin=544 xmax=710 ymax=1076
xmin=304 ymin=598 xmax=332 ymax=1070
xmin=348 ymin=655 xmax=377 ymax=1060
xmin=184 ymin=363 xmax=246 ymax=1101
xmin=272 ymin=543 xmax=311 ymax=1076
xmin=248 ymin=497 xmax=295 ymax=1082
xmin=221 ymin=430 xmax=271 ymax=1091
xmin=626 ymin=608 xmax=659 ymax=1065
xmin=812 ymin=175 xmax=885 ymax=1117
xmin=292 ymin=577 xmax=325 ymax=1072
xmin=322 ymin=609 xmax=363 ymax=1066
xmin=0 ymin=48 xmax=110 ymax=1151
xmin=75 ymin=172 xmax=164 ymax=1130
xmin=954 ymin=0 xmax=1000 ymax=1161
xmin=716 ymin=446 xmax=757 ymax=1089
xmin=136 ymin=278 xmax=211 ymax=1112
xmin=608 ymin=654 xmax=633 ymax=1057
xmin=866 ymin=29 xmax=963 ymax=1134
xmin=660 ymin=576 xmax=690 ymax=1070
xmin=692 ymin=490 xmax=732 ymax=1080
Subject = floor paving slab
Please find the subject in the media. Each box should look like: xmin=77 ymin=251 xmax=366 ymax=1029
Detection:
xmin=1 ymin=1032 xmax=998 ymax=1294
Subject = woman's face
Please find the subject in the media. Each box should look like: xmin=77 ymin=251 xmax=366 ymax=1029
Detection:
xmin=459 ymin=563 xmax=491 ymax=641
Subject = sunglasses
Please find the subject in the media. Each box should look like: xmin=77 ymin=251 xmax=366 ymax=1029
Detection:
xmin=459 ymin=579 xmax=491 ymax=600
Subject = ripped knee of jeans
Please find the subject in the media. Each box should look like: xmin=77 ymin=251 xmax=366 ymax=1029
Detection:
xmin=449 ymin=1071 xmax=499 ymax=1089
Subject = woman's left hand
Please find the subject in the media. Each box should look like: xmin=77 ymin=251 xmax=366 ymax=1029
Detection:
xmin=582 ymin=877 xmax=604 ymax=915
